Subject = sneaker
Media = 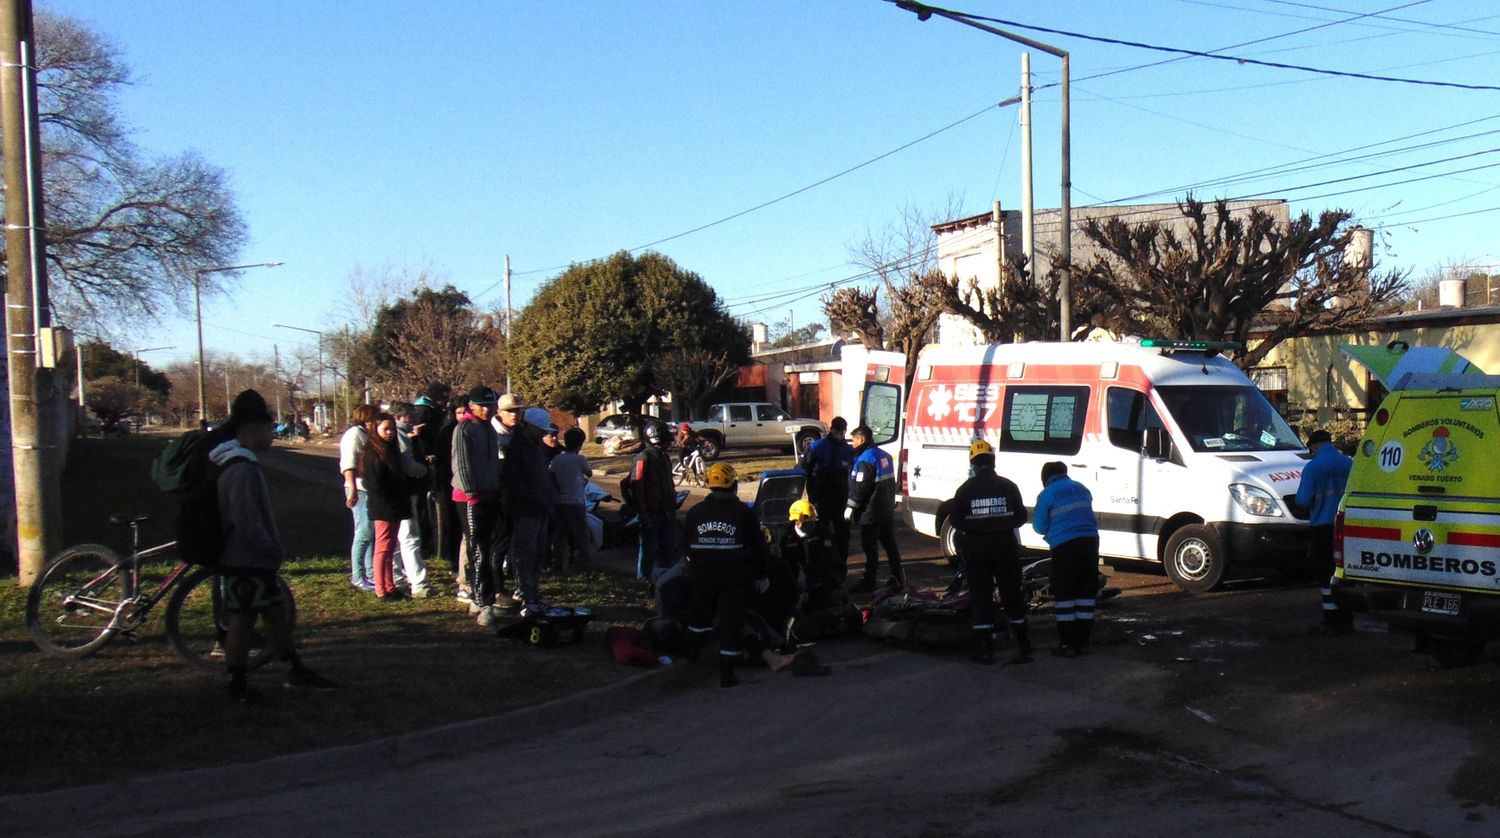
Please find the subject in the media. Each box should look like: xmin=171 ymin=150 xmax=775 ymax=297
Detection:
xmin=468 ymin=602 xmax=482 ymax=616
xmin=353 ymin=578 xmax=375 ymax=592
xmin=377 ymin=590 xmax=406 ymax=602
xmin=284 ymin=668 xmax=338 ymax=691
xmin=456 ymin=588 xmax=472 ymax=604
xmin=477 ymin=606 xmax=497 ymax=627
xmin=522 ymin=601 xmax=549 ymax=618
xmin=410 ymin=587 xmax=432 ymax=599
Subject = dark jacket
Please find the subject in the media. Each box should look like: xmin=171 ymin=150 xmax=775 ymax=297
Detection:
xmin=505 ymin=423 xmax=556 ymax=517
xmin=411 ymin=397 xmax=446 ymax=458
xmin=632 ymin=444 xmax=677 ymax=514
xmin=432 ymin=415 xmax=459 ymax=488
xmin=847 ymin=443 xmax=897 ymax=526
xmin=363 ymin=447 xmax=413 ymax=522
xmin=804 ymin=435 xmax=853 ymax=506
xmin=683 ymin=490 xmax=769 ymax=577
xmin=948 ymin=466 xmax=1027 ymax=556
xmin=451 ymin=412 xmax=500 ymax=503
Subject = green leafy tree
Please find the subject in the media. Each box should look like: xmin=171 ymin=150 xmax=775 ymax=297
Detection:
xmin=765 ymin=316 xmax=826 ymax=349
xmin=80 ymin=339 xmax=171 ymax=398
xmin=83 ymin=376 xmax=138 ymax=431
xmin=510 ymin=251 xmax=749 ymax=418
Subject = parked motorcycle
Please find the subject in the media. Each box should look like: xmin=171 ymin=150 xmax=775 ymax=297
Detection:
xmin=945 ymin=555 xmax=1120 ymax=612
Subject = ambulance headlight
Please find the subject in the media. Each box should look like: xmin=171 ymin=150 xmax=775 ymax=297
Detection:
xmin=1229 ymin=484 xmax=1283 ymax=517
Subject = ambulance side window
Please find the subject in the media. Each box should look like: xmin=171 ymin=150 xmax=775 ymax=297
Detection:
xmin=1107 ymin=387 xmax=1163 ymax=452
xmin=1001 ymin=386 xmax=1089 ymax=455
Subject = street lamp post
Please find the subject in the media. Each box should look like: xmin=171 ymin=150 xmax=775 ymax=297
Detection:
xmin=195 ymin=261 xmax=283 ymax=423
xmin=271 ymin=322 xmax=324 ymax=428
xmin=894 ymin=1 xmax=1072 ymax=339
xmin=132 ymin=345 xmax=173 ymax=388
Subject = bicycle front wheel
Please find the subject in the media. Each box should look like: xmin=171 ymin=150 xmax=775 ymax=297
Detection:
xmin=165 ymin=567 xmax=298 ymax=672
xmin=26 ymin=544 xmax=128 ymax=657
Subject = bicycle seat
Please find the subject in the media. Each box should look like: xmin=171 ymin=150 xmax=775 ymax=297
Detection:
xmin=109 ymin=513 xmax=152 ymax=526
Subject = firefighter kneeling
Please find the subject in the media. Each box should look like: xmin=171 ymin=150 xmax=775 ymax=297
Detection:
xmin=948 ymin=439 xmax=1032 ymax=665
xmin=685 ymin=461 xmax=770 ymax=687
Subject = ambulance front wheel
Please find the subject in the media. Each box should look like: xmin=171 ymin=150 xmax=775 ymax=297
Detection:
xmin=1163 ymin=525 xmax=1227 ymax=593
xmin=940 ymin=519 xmax=961 ymax=567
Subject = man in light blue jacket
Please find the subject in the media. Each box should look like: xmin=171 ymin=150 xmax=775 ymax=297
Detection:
xmin=1033 ymin=461 xmax=1100 ymax=657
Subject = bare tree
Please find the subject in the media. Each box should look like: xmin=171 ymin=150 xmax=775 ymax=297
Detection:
xmin=922 ymin=253 xmax=1105 ymax=343
xmin=655 ymin=347 xmax=741 ymax=420
xmin=1074 ymin=198 xmax=1408 ymax=369
xmin=6 ymin=11 xmax=247 ymax=334
xmin=821 ymin=286 xmax=885 ymax=348
xmin=385 ymin=297 xmax=498 ymax=397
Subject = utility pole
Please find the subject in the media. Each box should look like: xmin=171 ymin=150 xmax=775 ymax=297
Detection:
xmin=273 ymin=343 xmax=282 ymax=422
xmin=2 ymin=0 xmax=62 ymax=584
xmin=1019 ymin=51 xmax=1034 ymax=293
xmin=504 ymin=254 xmax=513 ymax=394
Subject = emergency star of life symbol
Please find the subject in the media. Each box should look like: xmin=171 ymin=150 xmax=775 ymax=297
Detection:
xmin=1418 ymin=425 xmax=1459 ymax=472
xmin=927 ymin=385 xmax=953 ymax=422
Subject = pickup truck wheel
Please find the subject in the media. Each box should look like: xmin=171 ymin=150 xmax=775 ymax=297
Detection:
xmin=1163 ymin=524 xmax=1227 ymax=594
xmin=940 ymin=518 xmax=962 ymax=567
xmin=794 ymin=430 xmax=819 ymax=459
xmin=698 ymin=436 xmax=721 ymax=461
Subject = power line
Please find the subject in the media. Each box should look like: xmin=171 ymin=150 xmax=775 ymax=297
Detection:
xmin=507 ymin=100 xmax=1014 ymax=283
xmin=924 ymin=4 xmax=1500 ymax=91
xmin=1257 ymin=0 xmax=1500 ymax=38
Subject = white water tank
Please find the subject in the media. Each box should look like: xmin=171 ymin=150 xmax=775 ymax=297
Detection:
xmin=1439 ymin=278 xmax=1466 ymax=308
xmin=751 ymin=322 xmax=768 ymax=347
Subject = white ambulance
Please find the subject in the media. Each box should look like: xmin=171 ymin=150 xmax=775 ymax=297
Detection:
xmin=858 ymin=338 xmax=1312 ymax=592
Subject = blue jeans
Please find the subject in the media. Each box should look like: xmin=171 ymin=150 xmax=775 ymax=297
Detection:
xmin=638 ymin=511 xmax=677 ymax=579
xmin=350 ymin=490 xmax=374 ymax=584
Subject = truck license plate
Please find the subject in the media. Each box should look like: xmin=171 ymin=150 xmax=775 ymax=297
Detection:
xmin=1421 ymin=591 xmax=1461 ymax=616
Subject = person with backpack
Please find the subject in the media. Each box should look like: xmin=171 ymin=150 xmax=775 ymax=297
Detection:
xmin=340 ymin=405 xmax=378 ymax=591
xmin=211 ymin=390 xmax=336 ymax=704
xmin=948 ymin=440 xmax=1031 ymax=665
xmin=363 ymin=412 xmax=428 ymax=601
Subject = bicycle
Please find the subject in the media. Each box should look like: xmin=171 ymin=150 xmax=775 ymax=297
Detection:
xmin=25 ymin=513 xmax=296 ymax=672
xmin=672 ymin=444 xmax=707 ymax=487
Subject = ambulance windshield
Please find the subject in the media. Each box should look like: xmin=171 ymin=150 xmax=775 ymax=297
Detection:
xmin=1156 ymin=385 xmax=1304 ymax=453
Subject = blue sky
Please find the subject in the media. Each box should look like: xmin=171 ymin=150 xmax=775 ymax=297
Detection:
xmin=45 ymin=0 xmax=1500 ymax=372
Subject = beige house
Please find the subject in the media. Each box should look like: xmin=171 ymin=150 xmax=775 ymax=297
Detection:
xmin=1252 ymin=304 xmax=1500 ymax=430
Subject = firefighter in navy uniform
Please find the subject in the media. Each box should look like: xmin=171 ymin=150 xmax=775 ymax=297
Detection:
xmin=684 ymin=462 xmax=770 ymax=687
xmin=846 ymin=424 xmax=903 ymax=593
xmin=948 ymin=439 xmax=1032 ymax=665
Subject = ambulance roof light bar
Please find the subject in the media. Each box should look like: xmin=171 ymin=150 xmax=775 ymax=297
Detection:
xmin=1138 ymin=338 xmax=1244 ymax=357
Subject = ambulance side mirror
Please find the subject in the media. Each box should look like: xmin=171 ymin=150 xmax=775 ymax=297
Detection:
xmin=1143 ymin=427 xmax=1173 ymax=461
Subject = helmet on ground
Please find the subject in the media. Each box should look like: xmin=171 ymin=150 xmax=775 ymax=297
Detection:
xmin=705 ymin=461 xmax=737 ymax=489
xmin=644 ymin=420 xmax=669 ymax=445
xmin=788 ymin=499 xmax=816 ymax=523
xmin=969 ymin=439 xmax=994 ymax=460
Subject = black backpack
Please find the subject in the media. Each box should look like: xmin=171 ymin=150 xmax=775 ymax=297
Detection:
xmin=174 ymin=456 xmax=256 ymax=566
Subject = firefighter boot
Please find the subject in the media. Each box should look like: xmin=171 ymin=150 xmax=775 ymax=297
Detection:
xmin=719 ymin=653 xmax=740 ymax=688
xmin=970 ymin=631 xmax=995 ymax=665
xmin=1008 ymin=621 xmax=1034 ymax=665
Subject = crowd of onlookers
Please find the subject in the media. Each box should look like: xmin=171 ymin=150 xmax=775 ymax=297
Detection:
xmin=338 ymin=383 xmax=594 ymax=620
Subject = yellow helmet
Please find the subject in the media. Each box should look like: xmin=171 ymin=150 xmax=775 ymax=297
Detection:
xmin=705 ymin=461 xmax=738 ymax=489
xmin=788 ymin=499 xmax=817 ymax=522
xmin=969 ymin=438 xmax=994 ymax=460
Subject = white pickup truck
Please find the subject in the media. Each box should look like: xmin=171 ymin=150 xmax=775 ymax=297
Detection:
xmin=688 ymin=402 xmax=827 ymax=460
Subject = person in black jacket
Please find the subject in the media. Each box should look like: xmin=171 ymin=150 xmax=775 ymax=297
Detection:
xmin=778 ymin=499 xmax=841 ymax=609
xmin=948 ymin=439 xmax=1031 ymax=664
xmin=684 ymin=461 xmax=770 ymax=687
xmin=410 ymin=382 xmax=450 ymax=550
xmin=362 ymin=413 xmax=428 ymax=601
xmin=432 ymin=401 xmax=465 ymax=581
xmin=507 ymin=407 xmax=558 ymax=616
xmin=802 ymin=416 xmax=853 ymax=580
xmin=845 ymin=425 xmax=903 ymax=592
